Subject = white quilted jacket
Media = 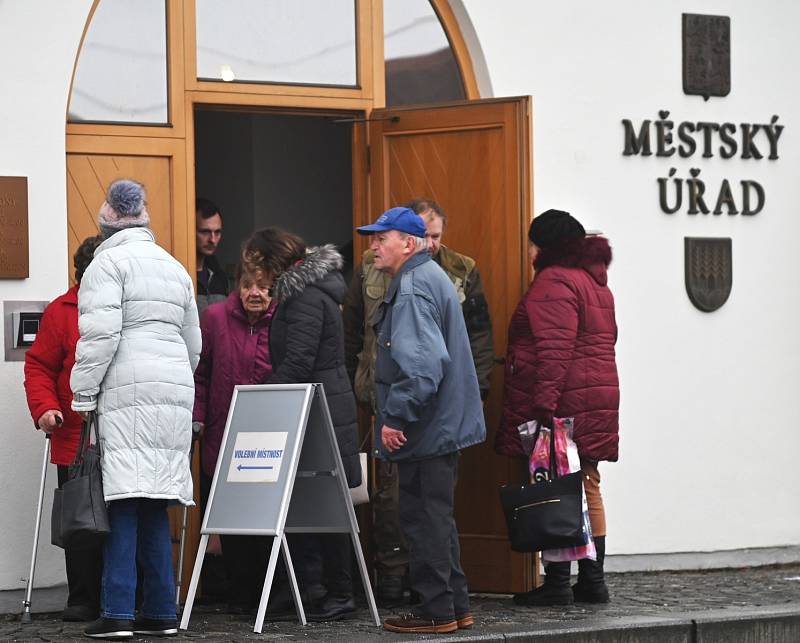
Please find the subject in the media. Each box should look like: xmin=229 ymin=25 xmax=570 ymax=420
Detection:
xmin=70 ymin=228 xmax=201 ymax=505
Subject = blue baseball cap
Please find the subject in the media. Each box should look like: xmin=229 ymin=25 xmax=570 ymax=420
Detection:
xmin=356 ymin=207 xmax=427 ymax=237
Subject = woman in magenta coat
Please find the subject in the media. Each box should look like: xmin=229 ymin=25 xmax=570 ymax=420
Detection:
xmin=24 ymin=235 xmax=103 ymax=622
xmin=496 ymin=209 xmax=619 ymax=607
xmin=193 ymin=263 xmax=277 ymax=613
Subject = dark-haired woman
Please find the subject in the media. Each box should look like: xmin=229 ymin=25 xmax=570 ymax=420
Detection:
xmin=24 ymin=235 xmax=103 ymax=622
xmin=496 ymin=209 xmax=619 ymax=607
xmin=243 ymin=228 xmax=361 ymax=621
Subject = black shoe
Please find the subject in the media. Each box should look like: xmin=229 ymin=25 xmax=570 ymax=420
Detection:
xmin=573 ymin=536 xmax=610 ymax=603
xmin=572 ymin=578 xmax=610 ymax=603
xmin=132 ymin=617 xmax=178 ymax=636
xmin=306 ymin=594 xmax=356 ymax=622
xmin=513 ymin=562 xmax=574 ymax=606
xmin=261 ymin=593 xmax=296 ymax=622
xmin=84 ymin=617 xmax=134 ymax=639
xmin=303 ymin=582 xmax=327 ymax=604
xmin=62 ymin=604 xmax=99 ymax=622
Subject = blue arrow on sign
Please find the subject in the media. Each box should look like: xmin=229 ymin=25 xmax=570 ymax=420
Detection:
xmin=237 ymin=465 xmax=274 ymax=471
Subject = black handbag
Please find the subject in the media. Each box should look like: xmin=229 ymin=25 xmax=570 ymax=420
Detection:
xmin=499 ymin=423 xmax=586 ymax=553
xmin=51 ymin=412 xmax=110 ymax=550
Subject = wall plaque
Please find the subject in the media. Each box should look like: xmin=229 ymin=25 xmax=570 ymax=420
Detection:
xmin=685 ymin=237 xmax=732 ymax=312
xmin=682 ymin=13 xmax=731 ymax=100
xmin=0 ymin=177 xmax=29 ymax=278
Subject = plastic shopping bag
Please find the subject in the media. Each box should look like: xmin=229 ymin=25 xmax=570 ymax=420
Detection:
xmin=524 ymin=417 xmax=596 ymax=562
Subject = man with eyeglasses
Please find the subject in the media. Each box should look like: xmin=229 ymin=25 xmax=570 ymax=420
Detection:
xmin=196 ymin=197 xmax=229 ymax=316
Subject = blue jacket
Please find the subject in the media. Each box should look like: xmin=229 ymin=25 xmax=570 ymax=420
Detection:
xmin=373 ymin=252 xmax=486 ymax=461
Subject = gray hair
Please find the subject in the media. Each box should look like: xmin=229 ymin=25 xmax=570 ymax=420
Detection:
xmin=399 ymin=233 xmax=428 ymax=254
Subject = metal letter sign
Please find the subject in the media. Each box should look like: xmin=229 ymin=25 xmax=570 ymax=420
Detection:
xmin=180 ymin=384 xmax=379 ymax=633
xmin=685 ymin=237 xmax=732 ymax=312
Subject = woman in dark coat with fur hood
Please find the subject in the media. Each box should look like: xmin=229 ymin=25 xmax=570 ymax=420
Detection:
xmin=242 ymin=228 xmax=361 ymax=622
xmin=496 ymin=209 xmax=619 ymax=608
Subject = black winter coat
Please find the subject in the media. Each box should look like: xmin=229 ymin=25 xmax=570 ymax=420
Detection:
xmin=267 ymin=245 xmax=361 ymax=487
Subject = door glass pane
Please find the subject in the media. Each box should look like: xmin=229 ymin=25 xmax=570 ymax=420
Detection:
xmin=384 ymin=0 xmax=465 ymax=106
xmin=69 ymin=0 xmax=168 ymax=124
xmin=196 ymin=0 xmax=357 ymax=87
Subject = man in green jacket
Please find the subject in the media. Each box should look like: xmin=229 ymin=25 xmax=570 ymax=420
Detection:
xmin=342 ymin=198 xmax=494 ymax=603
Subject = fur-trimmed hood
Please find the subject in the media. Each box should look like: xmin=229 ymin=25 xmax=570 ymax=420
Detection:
xmin=533 ymin=235 xmax=613 ymax=286
xmin=273 ymin=244 xmax=346 ymax=303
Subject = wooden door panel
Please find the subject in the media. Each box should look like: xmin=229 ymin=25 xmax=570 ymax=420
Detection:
xmin=65 ymin=136 xmax=197 ymax=600
xmin=66 ymin=154 xmax=173 ymax=283
xmin=369 ymin=98 xmax=533 ymax=592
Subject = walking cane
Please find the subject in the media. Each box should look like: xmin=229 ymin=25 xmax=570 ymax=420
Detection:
xmin=176 ymin=423 xmax=201 ymax=608
xmin=21 ymin=432 xmax=52 ymax=624
xmin=175 ymin=504 xmax=189 ymax=609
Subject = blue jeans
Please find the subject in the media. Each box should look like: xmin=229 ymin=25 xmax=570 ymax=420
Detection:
xmin=102 ymin=499 xmax=176 ymax=620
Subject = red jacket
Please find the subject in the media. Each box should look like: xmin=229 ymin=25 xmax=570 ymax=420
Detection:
xmin=495 ymin=236 xmax=619 ymax=461
xmin=24 ymin=285 xmax=83 ymax=465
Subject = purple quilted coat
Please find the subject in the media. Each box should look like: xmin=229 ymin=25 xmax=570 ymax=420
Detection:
xmin=495 ymin=236 xmax=619 ymax=462
xmin=194 ymin=293 xmax=276 ymax=476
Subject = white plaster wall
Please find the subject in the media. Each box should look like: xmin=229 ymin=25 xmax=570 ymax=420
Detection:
xmin=462 ymin=0 xmax=800 ymax=555
xmin=0 ymin=0 xmax=93 ymax=590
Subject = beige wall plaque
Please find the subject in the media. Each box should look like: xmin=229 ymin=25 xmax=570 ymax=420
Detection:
xmin=0 ymin=177 xmax=29 ymax=279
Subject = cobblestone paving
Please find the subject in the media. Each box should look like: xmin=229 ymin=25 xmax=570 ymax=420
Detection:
xmin=3 ymin=565 xmax=800 ymax=642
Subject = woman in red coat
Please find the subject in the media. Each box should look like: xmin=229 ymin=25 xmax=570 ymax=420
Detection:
xmin=496 ymin=209 xmax=619 ymax=607
xmin=24 ymin=235 xmax=102 ymax=622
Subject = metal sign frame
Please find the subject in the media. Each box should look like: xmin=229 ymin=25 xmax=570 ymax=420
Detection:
xmin=179 ymin=383 xmax=379 ymax=633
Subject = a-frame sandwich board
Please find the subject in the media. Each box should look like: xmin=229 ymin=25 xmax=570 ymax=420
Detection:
xmin=179 ymin=383 xmax=380 ymax=633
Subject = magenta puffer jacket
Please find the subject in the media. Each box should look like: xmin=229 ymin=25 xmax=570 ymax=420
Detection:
xmin=495 ymin=236 xmax=619 ymax=462
xmin=194 ymin=293 xmax=276 ymax=476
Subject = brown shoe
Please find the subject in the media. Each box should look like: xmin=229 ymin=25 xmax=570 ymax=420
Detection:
xmin=456 ymin=612 xmax=474 ymax=629
xmin=383 ymin=613 xmax=458 ymax=634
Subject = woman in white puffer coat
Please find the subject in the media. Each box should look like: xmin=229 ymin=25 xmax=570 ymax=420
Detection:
xmin=70 ymin=179 xmax=201 ymax=639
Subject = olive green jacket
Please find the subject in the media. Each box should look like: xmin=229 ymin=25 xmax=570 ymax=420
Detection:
xmin=343 ymin=245 xmax=494 ymax=406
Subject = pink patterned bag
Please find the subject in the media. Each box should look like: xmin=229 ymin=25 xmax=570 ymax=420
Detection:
xmin=524 ymin=417 xmax=596 ymax=562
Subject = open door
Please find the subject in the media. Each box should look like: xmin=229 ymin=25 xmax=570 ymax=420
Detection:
xmin=364 ymin=97 xmax=534 ymax=593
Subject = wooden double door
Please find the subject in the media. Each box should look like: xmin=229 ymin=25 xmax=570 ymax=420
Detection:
xmin=65 ymin=96 xmax=533 ymax=594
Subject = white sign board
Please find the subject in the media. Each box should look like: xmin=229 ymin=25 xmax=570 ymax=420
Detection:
xmin=226 ymin=432 xmax=287 ymax=483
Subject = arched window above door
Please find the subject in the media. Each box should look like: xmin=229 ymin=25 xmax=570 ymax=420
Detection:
xmin=68 ymin=0 xmax=168 ymax=124
xmin=384 ymin=0 xmax=466 ymax=106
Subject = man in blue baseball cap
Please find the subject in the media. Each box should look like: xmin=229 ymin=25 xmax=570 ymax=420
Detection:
xmin=356 ymin=208 xmax=486 ymax=634
xmin=355 ymin=207 xmax=427 ymax=274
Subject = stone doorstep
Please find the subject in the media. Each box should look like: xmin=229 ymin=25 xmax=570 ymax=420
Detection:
xmin=423 ymin=605 xmax=800 ymax=643
xmin=4 ymin=604 xmax=800 ymax=642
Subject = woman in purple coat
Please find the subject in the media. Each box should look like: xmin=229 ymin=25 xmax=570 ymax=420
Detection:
xmin=193 ymin=264 xmax=277 ymax=613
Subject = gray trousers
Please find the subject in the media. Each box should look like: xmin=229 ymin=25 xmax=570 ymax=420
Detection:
xmin=398 ymin=452 xmax=469 ymax=621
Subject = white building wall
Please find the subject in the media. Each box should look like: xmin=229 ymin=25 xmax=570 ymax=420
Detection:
xmin=0 ymin=0 xmax=798 ymax=590
xmin=462 ymin=0 xmax=800 ymax=556
xmin=0 ymin=1 xmax=94 ymax=589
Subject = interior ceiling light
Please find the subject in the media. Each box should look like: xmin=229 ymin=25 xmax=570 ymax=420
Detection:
xmin=220 ymin=65 xmax=235 ymax=82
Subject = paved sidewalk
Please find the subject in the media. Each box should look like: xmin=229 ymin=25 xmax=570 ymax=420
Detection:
xmin=2 ymin=564 xmax=800 ymax=641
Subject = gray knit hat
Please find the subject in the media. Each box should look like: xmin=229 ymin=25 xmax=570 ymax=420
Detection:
xmin=98 ymin=179 xmax=150 ymax=237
